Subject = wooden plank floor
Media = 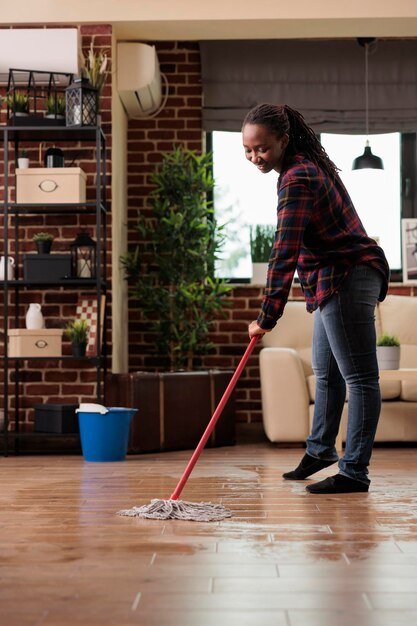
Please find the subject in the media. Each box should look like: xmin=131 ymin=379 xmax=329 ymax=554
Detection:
xmin=1 ymin=444 xmax=417 ymax=625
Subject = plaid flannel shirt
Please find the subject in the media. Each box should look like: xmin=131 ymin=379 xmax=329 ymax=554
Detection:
xmin=257 ymin=153 xmax=390 ymax=330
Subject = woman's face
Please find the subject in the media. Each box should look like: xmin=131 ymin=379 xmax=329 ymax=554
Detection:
xmin=242 ymin=123 xmax=289 ymax=174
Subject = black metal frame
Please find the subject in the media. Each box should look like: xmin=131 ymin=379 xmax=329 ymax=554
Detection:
xmin=6 ymin=68 xmax=73 ymax=122
xmin=0 ymin=125 xmax=107 ymax=455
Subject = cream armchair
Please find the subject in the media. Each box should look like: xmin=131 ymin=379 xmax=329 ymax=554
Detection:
xmin=260 ymin=295 xmax=417 ymax=443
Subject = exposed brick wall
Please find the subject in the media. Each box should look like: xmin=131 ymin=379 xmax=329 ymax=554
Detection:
xmin=127 ymin=41 xmax=203 ymax=368
xmin=0 ymin=24 xmax=112 ymax=431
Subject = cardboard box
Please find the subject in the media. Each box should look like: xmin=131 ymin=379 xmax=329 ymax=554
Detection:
xmin=23 ymin=254 xmax=72 ymax=282
xmin=34 ymin=403 xmax=79 ymax=434
xmin=8 ymin=329 xmax=63 ymax=357
xmin=16 ymin=167 xmax=87 ymax=204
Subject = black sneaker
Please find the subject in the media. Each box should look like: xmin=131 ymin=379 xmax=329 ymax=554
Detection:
xmin=282 ymin=453 xmax=337 ymax=480
xmin=306 ymin=473 xmax=369 ymax=494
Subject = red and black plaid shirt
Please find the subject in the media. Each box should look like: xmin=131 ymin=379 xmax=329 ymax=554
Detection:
xmin=257 ymin=153 xmax=390 ymax=330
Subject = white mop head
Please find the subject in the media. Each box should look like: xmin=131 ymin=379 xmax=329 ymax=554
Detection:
xmin=117 ymin=498 xmax=232 ymax=522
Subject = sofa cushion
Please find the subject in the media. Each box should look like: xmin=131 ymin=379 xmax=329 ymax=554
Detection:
xmin=398 ymin=345 xmax=417 ymax=369
xmin=307 ymin=375 xmax=401 ymax=402
xmin=400 ymin=380 xmax=417 ymax=402
xmin=262 ymin=301 xmax=314 ymax=350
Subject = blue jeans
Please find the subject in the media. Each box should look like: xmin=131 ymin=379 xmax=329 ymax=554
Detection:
xmin=306 ymin=264 xmax=384 ymax=485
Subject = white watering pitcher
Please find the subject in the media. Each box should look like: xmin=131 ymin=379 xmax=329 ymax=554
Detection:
xmin=0 ymin=256 xmax=15 ymax=280
xmin=26 ymin=303 xmax=45 ymax=329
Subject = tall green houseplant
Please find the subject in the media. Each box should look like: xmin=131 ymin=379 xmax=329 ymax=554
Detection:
xmin=122 ymin=147 xmax=231 ymax=371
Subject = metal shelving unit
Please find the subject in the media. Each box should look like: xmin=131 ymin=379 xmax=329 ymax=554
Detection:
xmin=0 ymin=125 xmax=107 ymax=455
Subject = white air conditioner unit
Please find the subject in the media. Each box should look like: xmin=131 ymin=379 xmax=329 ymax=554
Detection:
xmin=117 ymin=43 xmax=164 ymax=119
xmin=0 ymin=28 xmax=80 ymax=84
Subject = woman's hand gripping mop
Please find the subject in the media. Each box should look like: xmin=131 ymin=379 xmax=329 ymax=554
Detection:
xmin=117 ymin=336 xmax=260 ymax=522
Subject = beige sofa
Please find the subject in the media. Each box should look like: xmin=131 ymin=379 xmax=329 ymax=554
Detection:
xmin=260 ymin=295 xmax=417 ymax=443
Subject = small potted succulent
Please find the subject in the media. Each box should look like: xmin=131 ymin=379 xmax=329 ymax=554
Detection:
xmin=377 ymin=334 xmax=401 ymax=370
xmin=45 ymin=94 xmax=66 ymax=119
xmin=33 ymin=232 xmax=54 ymax=254
xmin=65 ymin=318 xmax=89 ymax=357
xmin=17 ymin=149 xmax=29 ymax=169
xmin=6 ymin=90 xmax=29 ymax=117
xmin=249 ymin=224 xmax=275 ymax=284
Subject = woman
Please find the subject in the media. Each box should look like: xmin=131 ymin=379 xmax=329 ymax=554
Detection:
xmin=243 ymin=103 xmax=390 ymax=494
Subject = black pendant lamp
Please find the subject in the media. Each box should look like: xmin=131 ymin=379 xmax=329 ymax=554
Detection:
xmin=352 ymin=38 xmax=384 ymax=171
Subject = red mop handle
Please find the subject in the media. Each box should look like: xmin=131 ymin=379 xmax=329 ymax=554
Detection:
xmin=170 ymin=335 xmax=261 ymax=500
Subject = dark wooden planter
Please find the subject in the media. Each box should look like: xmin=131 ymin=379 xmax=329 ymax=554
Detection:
xmin=106 ymin=370 xmax=236 ymax=453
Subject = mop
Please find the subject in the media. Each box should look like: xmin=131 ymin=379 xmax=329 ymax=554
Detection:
xmin=117 ymin=335 xmax=260 ymax=522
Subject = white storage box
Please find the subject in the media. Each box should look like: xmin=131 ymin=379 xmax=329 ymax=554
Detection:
xmin=8 ymin=329 xmax=63 ymax=357
xmin=16 ymin=167 xmax=87 ymax=204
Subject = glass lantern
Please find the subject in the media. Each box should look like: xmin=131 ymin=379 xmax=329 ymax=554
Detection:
xmin=70 ymin=232 xmax=97 ymax=279
xmin=65 ymin=77 xmax=98 ymax=127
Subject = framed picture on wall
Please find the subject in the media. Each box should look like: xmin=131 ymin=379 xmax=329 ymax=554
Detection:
xmin=401 ymin=218 xmax=417 ymax=284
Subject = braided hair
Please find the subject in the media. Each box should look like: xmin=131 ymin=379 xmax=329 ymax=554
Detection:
xmin=242 ymin=103 xmax=340 ymax=180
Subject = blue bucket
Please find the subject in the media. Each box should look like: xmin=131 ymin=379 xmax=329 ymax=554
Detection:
xmin=77 ymin=407 xmax=138 ymax=462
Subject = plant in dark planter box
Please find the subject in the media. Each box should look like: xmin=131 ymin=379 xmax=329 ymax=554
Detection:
xmin=114 ymin=146 xmax=236 ymax=453
xmin=65 ymin=318 xmax=89 ymax=357
xmin=33 ymin=232 xmax=54 ymax=254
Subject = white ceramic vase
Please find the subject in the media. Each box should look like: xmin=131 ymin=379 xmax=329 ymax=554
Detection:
xmin=26 ymin=303 xmax=45 ymax=329
xmin=0 ymin=256 xmax=15 ymax=280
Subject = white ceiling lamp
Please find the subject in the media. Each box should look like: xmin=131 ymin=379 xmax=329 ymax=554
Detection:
xmin=352 ymin=38 xmax=384 ymax=171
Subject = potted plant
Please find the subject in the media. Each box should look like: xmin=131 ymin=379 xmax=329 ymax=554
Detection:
xmin=45 ymin=94 xmax=66 ymax=119
xmin=250 ymin=224 xmax=275 ymax=284
xmin=17 ymin=149 xmax=29 ymax=169
xmin=65 ymin=318 xmax=89 ymax=357
xmin=33 ymin=232 xmax=54 ymax=254
xmin=113 ymin=146 xmax=235 ymax=453
xmin=6 ymin=90 xmax=29 ymax=117
xmin=80 ymin=43 xmax=108 ymax=121
xmin=377 ymin=334 xmax=401 ymax=370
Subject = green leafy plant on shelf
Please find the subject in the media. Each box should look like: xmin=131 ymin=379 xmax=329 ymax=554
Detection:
xmin=377 ymin=334 xmax=400 ymax=347
xmin=32 ymin=232 xmax=54 ymax=243
xmin=121 ymin=146 xmax=232 ymax=371
xmin=45 ymin=94 xmax=66 ymax=117
xmin=250 ymin=224 xmax=275 ymax=263
xmin=65 ymin=318 xmax=89 ymax=344
xmin=6 ymin=90 xmax=29 ymax=114
xmin=33 ymin=232 xmax=54 ymax=254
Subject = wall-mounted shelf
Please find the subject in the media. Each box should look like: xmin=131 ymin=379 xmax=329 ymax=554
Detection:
xmin=0 ymin=125 xmax=107 ymax=456
xmin=0 ymin=202 xmax=107 ymax=215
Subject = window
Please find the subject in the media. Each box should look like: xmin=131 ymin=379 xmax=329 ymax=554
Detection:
xmin=321 ymin=133 xmax=401 ymax=270
xmin=212 ymin=131 xmax=402 ymax=279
